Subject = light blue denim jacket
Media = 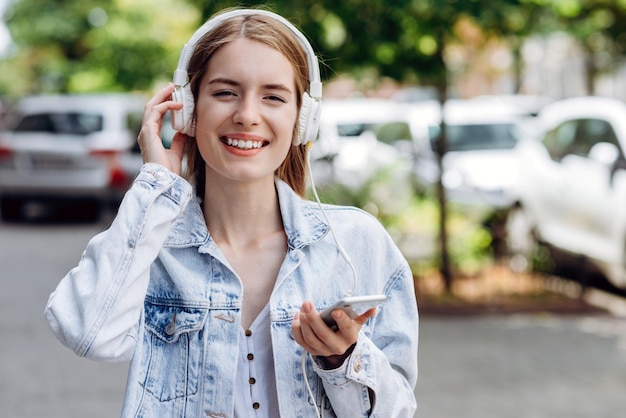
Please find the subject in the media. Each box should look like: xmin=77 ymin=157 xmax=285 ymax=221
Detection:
xmin=45 ymin=163 xmax=418 ymax=417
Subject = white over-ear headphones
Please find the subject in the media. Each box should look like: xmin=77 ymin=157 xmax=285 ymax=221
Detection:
xmin=170 ymin=9 xmax=323 ymax=146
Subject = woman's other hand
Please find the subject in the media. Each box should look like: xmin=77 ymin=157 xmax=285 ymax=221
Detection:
xmin=137 ymin=83 xmax=187 ymax=176
xmin=292 ymin=300 xmax=376 ymax=369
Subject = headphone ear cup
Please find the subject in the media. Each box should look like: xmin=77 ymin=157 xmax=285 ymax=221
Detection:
xmin=170 ymin=84 xmax=196 ymax=136
xmin=295 ymin=92 xmax=321 ymax=146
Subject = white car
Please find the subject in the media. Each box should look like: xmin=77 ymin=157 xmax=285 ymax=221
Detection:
xmin=412 ymin=98 xmax=532 ymax=211
xmin=0 ymin=94 xmax=146 ymax=221
xmin=506 ymin=96 xmax=626 ymax=289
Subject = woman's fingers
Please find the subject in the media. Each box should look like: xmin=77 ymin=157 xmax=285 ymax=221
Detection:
xmin=143 ymin=83 xmax=177 ymax=116
xmin=292 ymin=301 xmax=366 ymax=358
xmin=352 ymin=307 xmax=377 ymax=325
xmin=137 ymin=84 xmax=184 ymax=174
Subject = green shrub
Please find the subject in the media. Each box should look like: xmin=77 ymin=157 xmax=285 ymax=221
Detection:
xmin=311 ymin=168 xmax=495 ymax=277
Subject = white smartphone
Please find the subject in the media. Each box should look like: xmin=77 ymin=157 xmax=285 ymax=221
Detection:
xmin=320 ymin=294 xmax=387 ymax=331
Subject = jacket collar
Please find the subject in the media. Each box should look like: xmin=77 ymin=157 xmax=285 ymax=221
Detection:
xmin=163 ymin=178 xmax=329 ymax=250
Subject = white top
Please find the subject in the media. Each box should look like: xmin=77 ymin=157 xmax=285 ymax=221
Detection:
xmin=234 ymin=305 xmax=280 ymax=417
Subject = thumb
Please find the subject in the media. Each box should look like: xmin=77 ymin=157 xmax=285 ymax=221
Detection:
xmin=353 ymin=307 xmax=377 ymax=326
xmin=169 ymin=132 xmax=188 ymax=157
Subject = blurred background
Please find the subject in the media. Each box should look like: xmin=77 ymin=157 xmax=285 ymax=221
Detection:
xmin=1 ymin=0 xmax=626 ymax=417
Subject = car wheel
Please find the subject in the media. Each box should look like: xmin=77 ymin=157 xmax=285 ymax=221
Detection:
xmin=504 ymin=205 xmax=537 ymax=272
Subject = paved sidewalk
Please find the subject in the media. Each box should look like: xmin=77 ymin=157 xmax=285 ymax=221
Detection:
xmin=416 ymin=314 xmax=626 ymax=418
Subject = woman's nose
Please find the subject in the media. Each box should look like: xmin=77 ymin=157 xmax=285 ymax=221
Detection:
xmin=233 ymin=96 xmax=261 ymax=126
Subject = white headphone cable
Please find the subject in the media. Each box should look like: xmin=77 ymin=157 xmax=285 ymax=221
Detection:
xmin=305 ymin=143 xmax=358 ymax=297
xmin=302 ymin=351 xmax=325 ymax=418
xmin=300 ymin=143 xmax=359 ymax=418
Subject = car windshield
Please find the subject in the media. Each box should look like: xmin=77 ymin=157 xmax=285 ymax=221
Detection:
xmin=446 ymin=123 xmax=518 ymax=151
xmin=15 ymin=112 xmax=103 ymax=135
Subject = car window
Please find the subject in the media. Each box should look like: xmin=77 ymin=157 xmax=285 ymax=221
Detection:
xmin=543 ymin=118 xmax=621 ymax=161
xmin=542 ymin=120 xmax=577 ymax=161
xmin=576 ymin=119 xmax=620 ymax=157
xmin=15 ymin=112 xmax=103 ymax=135
xmin=445 ymin=123 xmax=518 ymax=151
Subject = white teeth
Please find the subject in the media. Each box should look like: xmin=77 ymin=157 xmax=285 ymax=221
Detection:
xmin=227 ymin=137 xmax=263 ymax=150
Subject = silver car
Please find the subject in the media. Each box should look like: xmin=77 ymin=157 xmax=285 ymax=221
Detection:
xmin=0 ymin=94 xmax=145 ymax=221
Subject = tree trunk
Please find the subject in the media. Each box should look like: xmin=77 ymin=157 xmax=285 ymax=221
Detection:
xmin=583 ymin=43 xmax=596 ymax=95
xmin=434 ymin=46 xmax=453 ymax=293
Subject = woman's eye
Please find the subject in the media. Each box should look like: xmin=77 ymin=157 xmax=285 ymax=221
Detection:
xmin=213 ymin=91 xmax=236 ymax=98
xmin=267 ymin=95 xmax=287 ymax=103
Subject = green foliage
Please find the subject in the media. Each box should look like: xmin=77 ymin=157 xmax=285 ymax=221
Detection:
xmin=540 ymin=0 xmax=626 ymax=76
xmin=2 ymin=0 xmax=625 ymax=96
xmin=1 ymin=0 xmax=199 ymax=95
xmin=445 ymin=204 xmax=494 ymax=274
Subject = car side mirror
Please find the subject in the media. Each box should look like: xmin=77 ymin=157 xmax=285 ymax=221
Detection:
xmin=589 ymin=142 xmax=624 ymax=187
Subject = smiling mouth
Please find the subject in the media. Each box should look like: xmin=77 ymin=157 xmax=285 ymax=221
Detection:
xmin=223 ymin=137 xmax=267 ymax=150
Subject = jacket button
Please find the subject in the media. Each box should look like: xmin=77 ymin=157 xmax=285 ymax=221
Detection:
xmin=252 ymin=402 xmax=260 ymax=409
xmin=247 ymin=353 xmax=254 ymax=361
xmin=154 ymin=170 xmax=168 ymax=181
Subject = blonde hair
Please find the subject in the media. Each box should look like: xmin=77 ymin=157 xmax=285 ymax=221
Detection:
xmin=183 ymin=10 xmax=311 ymax=198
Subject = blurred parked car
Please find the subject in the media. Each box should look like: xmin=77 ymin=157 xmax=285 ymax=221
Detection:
xmin=412 ymin=98 xmax=532 ymax=211
xmin=309 ymin=98 xmax=430 ymax=213
xmin=311 ymin=98 xmax=430 ymax=186
xmin=506 ymin=96 xmax=626 ymax=289
xmin=0 ymin=94 xmax=145 ymax=221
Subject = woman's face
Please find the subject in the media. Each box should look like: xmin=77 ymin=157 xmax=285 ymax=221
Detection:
xmin=194 ymin=37 xmax=299 ymax=185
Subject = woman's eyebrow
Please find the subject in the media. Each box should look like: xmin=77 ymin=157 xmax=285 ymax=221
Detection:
xmin=208 ymin=77 xmax=239 ymax=87
xmin=208 ymin=77 xmax=293 ymax=94
xmin=263 ymin=83 xmax=293 ymax=94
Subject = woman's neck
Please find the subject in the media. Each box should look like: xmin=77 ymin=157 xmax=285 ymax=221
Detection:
xmin=202 ymin=176 xmax=283 ymax=247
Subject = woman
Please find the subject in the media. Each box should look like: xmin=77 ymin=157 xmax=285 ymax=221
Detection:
xmin=45 ymin=8 xmax=418 ymax=417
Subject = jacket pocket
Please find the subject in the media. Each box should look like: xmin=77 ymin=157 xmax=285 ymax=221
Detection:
xmin=140 ymin=299 xmax=208 ymax=402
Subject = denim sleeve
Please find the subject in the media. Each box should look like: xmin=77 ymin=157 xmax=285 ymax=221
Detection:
xmin=313 ymin=263 xmax=418 ymax=417
xmin=44 ymin=163 xmax=193 ymax=362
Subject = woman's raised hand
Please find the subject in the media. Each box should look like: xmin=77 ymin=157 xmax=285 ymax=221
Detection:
xmin=137 ymin=83 xmax=187 ymax=176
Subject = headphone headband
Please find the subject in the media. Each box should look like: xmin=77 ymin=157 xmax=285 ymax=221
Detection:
xmin=173 ymin=9 xmax=322 ymax=99
xmin=170 ymin=9 xmax=322 ymax=144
